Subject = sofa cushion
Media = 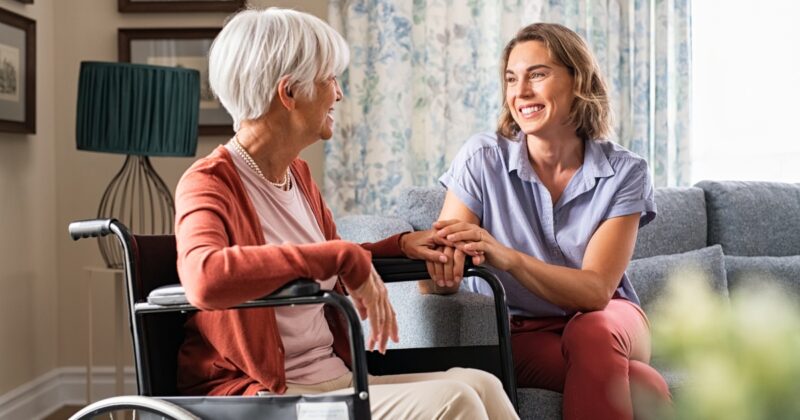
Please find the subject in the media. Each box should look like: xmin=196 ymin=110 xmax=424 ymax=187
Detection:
xmin=628 ymin=245 xmax=728 ymax=313
xmin=697 ymin=180 xmax=800 ymax=256
xmin=393 ymin=186 xmax=446 ymax=231
xmin=335 ymin=215 xmax=413 ymax=243
xmin=363 ymin=282 xmax=497 ymax=349
xmin=632 ymin=187 xmax=707 ymax=259
xmin=517 ymin=388 xmax=563 ymax=420
xmin=516 ymin=368 xmax=687 ymax=420
xmin=725 ymin=255 xmax=800 ymax=297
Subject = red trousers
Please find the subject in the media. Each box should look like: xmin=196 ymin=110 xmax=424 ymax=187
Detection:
xmin=511 ymin=299 xmax=671 ymax=420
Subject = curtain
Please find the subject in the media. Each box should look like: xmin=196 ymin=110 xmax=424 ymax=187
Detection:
xmin=326 ymin=0 xmax=691 ymax=216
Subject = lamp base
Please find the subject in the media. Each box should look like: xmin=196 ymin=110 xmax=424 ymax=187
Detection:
xmin=97 ymin=155 xmax=175 ymax=268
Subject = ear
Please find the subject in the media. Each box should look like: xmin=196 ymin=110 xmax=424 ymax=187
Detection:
xmin=276 ymin=76 xmax=295 ymax=110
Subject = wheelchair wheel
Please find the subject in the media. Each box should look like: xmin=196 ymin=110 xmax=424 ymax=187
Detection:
xmin=69 ymin=396 xmax=199 ymax=420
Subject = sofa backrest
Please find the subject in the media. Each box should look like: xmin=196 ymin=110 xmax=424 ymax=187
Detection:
xmin=632 ymin=187 xmax=708 ymax=260
xmin=393 ymin=186 xmax=447 ymax=231
xmin=696 ymin=180 xmax=800 ymax=257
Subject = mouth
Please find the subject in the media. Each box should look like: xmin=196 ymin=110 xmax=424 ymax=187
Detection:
xmin=327 ymin=108 xmax=335 ymax=122
xmin=518 ymin=104 xmax=544 ymax=118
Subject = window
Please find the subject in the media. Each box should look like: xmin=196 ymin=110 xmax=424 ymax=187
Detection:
xmin=691 ymin=1 xmax=800 ymax=183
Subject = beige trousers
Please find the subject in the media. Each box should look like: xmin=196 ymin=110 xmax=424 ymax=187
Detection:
xmin=284 ymin=367 xmax=519 ymax=420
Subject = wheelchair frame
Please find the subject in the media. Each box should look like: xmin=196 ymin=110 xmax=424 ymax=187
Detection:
xmin=68 ymin=218 xmax=516 ymax=419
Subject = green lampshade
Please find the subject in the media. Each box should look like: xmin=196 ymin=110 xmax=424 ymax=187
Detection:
xmin=76 ymin=61 xmax=200 ymax=157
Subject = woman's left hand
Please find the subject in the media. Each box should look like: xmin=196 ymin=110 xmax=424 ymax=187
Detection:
xmin=433 ymin=219 xmax=517 ymax=271
xmin=399 ymin=230 xmax=449 ymax=263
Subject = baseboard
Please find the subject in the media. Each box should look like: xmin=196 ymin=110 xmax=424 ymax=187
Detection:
xmin=0 ymin=366 xmax=136 ymax=420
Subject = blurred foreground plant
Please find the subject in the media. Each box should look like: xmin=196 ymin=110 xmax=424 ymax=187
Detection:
xmin=650 ymin=271 xmax=800 ymax=419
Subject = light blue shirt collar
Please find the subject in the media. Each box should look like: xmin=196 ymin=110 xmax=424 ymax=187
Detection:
xmin=506 ymin=132 xmax=615 ymax=187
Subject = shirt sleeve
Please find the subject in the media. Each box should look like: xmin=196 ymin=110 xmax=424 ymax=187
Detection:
xmin=438 ymin=139 xmax=485 ymax=219
xmin=604 ymin=158 xmax=657 ymax=228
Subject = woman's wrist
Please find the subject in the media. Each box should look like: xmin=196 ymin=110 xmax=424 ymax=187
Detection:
xmin=398 ymin=231 xmax=410 ymax=256
xmin=496 ymin=245 xmax=520 ymax=272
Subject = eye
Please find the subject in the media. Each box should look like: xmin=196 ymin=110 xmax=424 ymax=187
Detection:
xmin=505 ymin=76 xmax=517 ymax=84
xmin=530 ymin=72 xmax=545 ymax=79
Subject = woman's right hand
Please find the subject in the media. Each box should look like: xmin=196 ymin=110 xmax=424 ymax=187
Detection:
xmin=423 ymin=245 xmax=467 ymax=293
xmin=349 ymin=265 xmax=399 ymax=354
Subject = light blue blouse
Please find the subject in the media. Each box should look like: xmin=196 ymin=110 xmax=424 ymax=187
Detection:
xmin=439 ymin=132 xmax=656 ymax=318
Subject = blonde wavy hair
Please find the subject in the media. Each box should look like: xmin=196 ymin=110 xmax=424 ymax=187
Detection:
xmin=498 ymin=23 xmax=611 ymax=141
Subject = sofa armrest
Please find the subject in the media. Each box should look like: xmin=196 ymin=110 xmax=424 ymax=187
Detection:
xmin=373 ymin=282 xmax=498 ymax=349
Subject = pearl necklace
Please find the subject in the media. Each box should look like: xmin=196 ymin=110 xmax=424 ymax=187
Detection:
xmin=231 ymin=136 xmax=291 ymax=190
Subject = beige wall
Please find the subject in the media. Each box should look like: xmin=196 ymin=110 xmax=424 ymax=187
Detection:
xmin=1 ymin=0 xmax=326 ymax=396
xmin=0 ymin=0 xmax=57 ymax=396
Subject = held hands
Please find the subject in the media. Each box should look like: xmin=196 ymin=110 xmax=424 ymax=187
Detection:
xmin=349 ymin=265 xmax=398 ymax=354
xmin=399 ymin=230 xmax=449 ymax=263
xmin=399 ymin=229 xmax=463 ymax=290
xmin=428 ymin=220 xmax=518 ymax=286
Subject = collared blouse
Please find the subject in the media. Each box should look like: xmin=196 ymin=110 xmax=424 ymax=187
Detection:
xmin=440 ymin=132 xmax=656 ymax=318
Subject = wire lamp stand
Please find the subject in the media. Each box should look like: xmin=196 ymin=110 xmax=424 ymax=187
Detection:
xmin=98 ymin=155 xmax=175 ymax=268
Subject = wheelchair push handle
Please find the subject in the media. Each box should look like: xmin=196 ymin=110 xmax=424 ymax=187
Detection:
xmin=69 ymin=218 xmax=116 ymax=240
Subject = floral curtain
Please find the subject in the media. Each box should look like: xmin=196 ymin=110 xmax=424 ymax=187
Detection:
xmin=326 ymin=0 xmax=691 ymax=216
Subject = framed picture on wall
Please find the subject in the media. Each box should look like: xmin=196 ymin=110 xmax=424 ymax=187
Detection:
xmin=119 ymin=28 xmax=232 ymax=136
xmin=118 ymin=0 xmax=245 ymax=13
xmin=0 ymin=7 xmax=35 ymax=133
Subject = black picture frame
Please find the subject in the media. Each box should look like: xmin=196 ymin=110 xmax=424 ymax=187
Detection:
xmin=118 ymin=0 xmax=245 ymax=13
xmin=119 ymin=27 xmax=232 ymax=136
xmin=0 ymin=7 xmax=35 ymax=133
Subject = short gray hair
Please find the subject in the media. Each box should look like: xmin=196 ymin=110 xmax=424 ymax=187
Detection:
xmin=209 ymin=8 xmax=350 ymax=131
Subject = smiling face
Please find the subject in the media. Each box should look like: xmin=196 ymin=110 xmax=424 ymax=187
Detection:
xmin=294 ymin=75 xmax=343 ymax=141
xmin=504 ymin=40 xmax=576 ymax=141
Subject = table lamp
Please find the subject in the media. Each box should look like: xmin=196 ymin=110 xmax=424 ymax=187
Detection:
xmin=76 ymin=61 xmax=200 ymax=268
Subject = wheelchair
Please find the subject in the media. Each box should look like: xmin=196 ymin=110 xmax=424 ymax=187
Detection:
xmin=68 ymin=219 xmax=516 ymax=419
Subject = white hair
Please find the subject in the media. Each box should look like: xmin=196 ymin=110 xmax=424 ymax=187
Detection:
xmin=208 ymin=8 xmax=350 ymax=131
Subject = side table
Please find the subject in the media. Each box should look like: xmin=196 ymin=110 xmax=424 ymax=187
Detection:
xmin=84 ymin=266 xmax=128 ymax=403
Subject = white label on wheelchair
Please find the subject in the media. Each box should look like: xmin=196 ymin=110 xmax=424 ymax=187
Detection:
xmin=296 ymin=401 xmax=349 ymax=420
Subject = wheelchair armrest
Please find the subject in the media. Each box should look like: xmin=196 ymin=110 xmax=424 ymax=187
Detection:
xmin=146 ymin=279 xmax=321 ymax=307
xmin=372 ymin=257 xmax=474 ymax=283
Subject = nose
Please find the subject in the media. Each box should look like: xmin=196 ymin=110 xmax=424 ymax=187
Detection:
xmin=512 ymin=78 xmax=534 ymax=98
xmin=334 ymin=78 xmax=343 ymax=102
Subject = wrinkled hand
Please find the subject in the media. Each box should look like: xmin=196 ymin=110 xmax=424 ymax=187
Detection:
xmin=349 ymin=265 xmax=398 ymax=354
xmin=400 ymin=230 xmax=449 ymax=263
xmin=425 ymin=245 xmax=468 ymax=290
xmin=434 ymin=219 xmax=516 ymax=271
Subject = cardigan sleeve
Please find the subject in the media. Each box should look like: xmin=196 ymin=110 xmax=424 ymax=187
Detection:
xmin=175 ymin=169 xmax=373 ymax=311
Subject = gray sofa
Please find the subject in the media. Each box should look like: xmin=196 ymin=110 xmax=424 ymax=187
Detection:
xmin=336 ymin=180 xmax=800 ymax=419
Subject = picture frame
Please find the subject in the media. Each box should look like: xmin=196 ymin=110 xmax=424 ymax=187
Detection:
xmin=119 ymin=28 xmax=232 ymax=136
xmin=0 ymin=7 xmax=35 ymax=133
xmin=118 ymin=0 xmax=245 ymax=13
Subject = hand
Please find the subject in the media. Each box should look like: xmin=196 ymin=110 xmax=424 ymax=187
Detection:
xmin=400 ymin=230 xmax=449 ymax=263
xmin=425 ymin=245 xmax=467 ymax=290
xmin=433 ymin=219 xmax=516 ymax=270
xmin=349 ymin=265 xmax=399 ymax=354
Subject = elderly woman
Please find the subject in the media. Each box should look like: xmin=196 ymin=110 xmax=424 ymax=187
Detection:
xmin=173 ymin=7 xmax=517 ymax=420
xmin=426 ymin=23 xmax=672 ymax=419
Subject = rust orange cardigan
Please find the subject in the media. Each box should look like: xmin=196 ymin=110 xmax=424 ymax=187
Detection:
xmin=174 ymin=146 xmax=404 ymax=396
